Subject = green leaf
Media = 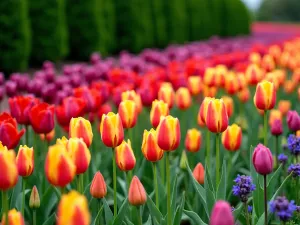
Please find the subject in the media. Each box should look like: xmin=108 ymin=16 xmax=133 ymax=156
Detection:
xmin=125 ymin=217 xmax=135 ymax=225
xmin=173 ymin=193 xmax=185 ymax=225
xmin=205 ymin=164 xmax=215 ymax=193
xmin=267 ymin=164 xmax=282 ymax=195
xmin=41 ymin=213 xmax=56 ymax=225
xmin=171 ymin=175 xmax=178 ymax=220
xmin=113 ymin=198 xmax=128 ymax=225
xmin=15 ymin=189 xmax=31 ymax=211
xmin=183 ymin=209 xmax=208 ymax=225
xmin=217 ymin=161 xmax=227 ymax=200
xmin=144 ymin=215 xmax=152 ymax=225
xmin=91 ymin=205 xmax=104 ymax=225
xmin=103 ymin=198 xmax=114 ymax=225
xmin=146 ymin=194 xmax=163 ymax=224
xmin=10 ymin=178 xmax=22 ymax=208
xmin=204 ymin=166 xmax=215 ymax=216
xmin=233 ymin=203 xmax=243 ymax=219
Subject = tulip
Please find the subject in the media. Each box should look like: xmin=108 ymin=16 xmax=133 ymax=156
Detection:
xmin=203 ymin=85 xmax=217 ymax=97
xmin=193 ymin=163 xmax=205 ymax=184
xmin=222 ymin=124 xmax=242 ymax=151
xmin=187 ymin=76 xmax=202 ymax=95
xmin=224 ymin=72 xmax=239 ymax=95
xmin=199 ymin=97 xmax=213 ymax=124
xmin=179 ymin=150 xmax=188 ymax=170
xmin=69 ymin=117 xmax=93 ymax=147
xmin=221 ymin=96 xmax=234 ymax=118
xmin=128 ymin=176 xmax=147 ymax=206
xmin=249 ymin=52 xmax=261 ymax=65
xmin=245 ymin=64 xmax=263 ymax=85
xmin=45 ymin=144 xmax=76 ymax=187
xmin=90 ymin=171 xmax=107 ymax=199
xmin=56 ymin=191 xmax=91 ymax=225
xmin=185 ymin=128 xmax=202 ymax=153
xmin=16 ymin=145 xmax=34 ymax=177
xmin=269 ymin=110 xmax=282 ymax=126
xmin=215 ymin=65 xmax=227 ymax=87
xmin=115 ymin=140 xmax=136 ymax=171
xmin=261 ymin=54 xmax=276 ymax=72
xmin=29 ymin=185 xmax=40 ymax=209
xmin=197 ymin=111 xmax=206 ymax=127
xmin=1 ymin=209 xmax=25 ymax=225
xmin=29 ymin=103 xmax=55 ymax=134
xmin=0 ymin=112 xmax=25 ymax=149
xmin=141 ymin=129 xmax=164 ymax=162
xmin=283 ymin=80 xmax=296 ymax=94
xmin=66 ymin=138 xmax=91 ymax=174
xmin=121 ymin=90 xmax=142 ymax=113
xmin=268 ymin=45 xmax=281 ymax=62
xmin=8 ymin=96 xmax=38 ymax=125
xmin=97 ymin=103 xmax=112 ymax=122
xmin=39 ymin=129 xmax=55 ymax=143
xmin=118 ymin=100 xmax=138 ymax=129
xmin=150 ymin=100 xmax=169 ymax=128
xmin=206 ymin=99 xmax=228 ymax=133
xmin=237 ymin=88 xmax=250 ymax=103
xmin=252 ymin=144 xmax=273 ymax=175
xmin=100 ymin=112 xmax=124 ymax=148
xmin=0 ymin=149 xmax=18 ymax=190
xmin=74 ymin=87 xmax=102 ymax=113
xmin=203 ymin=67 xmax=216 ymax=87
xmin=287 ymin=110 xmax=300 ymax=132
xmin=210 ymin=201 xmax=234 ymax=225
xmin=254 ymin=80 xmax=276 ymax=111
xmin=158 ymin=85 xmax=175 ymax=109
xmin=175 ymin=87 xmax=192 ymax=110
xmin=278 ymin=100 xmax=291 ymax=116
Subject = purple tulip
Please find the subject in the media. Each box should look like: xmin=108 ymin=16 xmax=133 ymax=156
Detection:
xmin=287 ymin=111 xmax=300 ymax=132
xmin=0 ymin=72 xmax=5 ymax=85
xmin=90 ymin=52 xmax=101 ymax=65
xmin=210 ymin=201 xmax=234 ymax=225
xmin=252 ymin=144 xmax=273 ymax=175
xmin=5 ymin=81 xmax=17 ymax=97
xmin=271 ymin=119 xmax=283 ymax=136
xmin=42 ymin=60 xmax=54 ymax=70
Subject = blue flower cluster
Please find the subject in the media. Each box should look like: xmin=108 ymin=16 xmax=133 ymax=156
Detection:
xmin=232 ymin=175 xmax=256 ymax=202
xmin=248 ymin=205 xmax=253 ymax=213
xmin=287 ymin=134 xmax=300 ymax=156
xmin=288 ymin=163 xmax=300 ymax=177
xmin=278 ymin=153 xmax=288 ymax=164
xmin=269 ymin=196 xmax=297 ymax=222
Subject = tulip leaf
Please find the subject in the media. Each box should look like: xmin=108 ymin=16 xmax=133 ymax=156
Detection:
xmin=233 ymin=202 xmax=243 ymax=219
xmin=217 ymin=160 xmax=227 ymax=200
xmin=125 ymin=217 xmax=135 ymax=225
xmin=103 ymin=198 xmax=114 ymax=225
xmin=10 ymin=178 xmax=22 ymax=208
xmin=91 ymin=205 xmax=104 ymax=225
xmin=205 ymin=164 xmax=215 ymax=193
xmin=113 ymin=197 xmax=128 ymax=225
xmin=41 ymin=213 xmax=56 ymax=225
xmin=171 ymin=175 xmax=178 ymax=220
xmin=144 ymin=215 xmax=152 ymax=225
xmin=267 ymin=164 xmax=282 ymax=195
xmin=183 ymin=209 xmax=208 ymax=225
xmin=146 ymin=194 xmax=163 ymax=223
xmin=173 ymin=193 xmax=185 ymax=225
xmin=204 ymin=166 xmax=216 ymax=216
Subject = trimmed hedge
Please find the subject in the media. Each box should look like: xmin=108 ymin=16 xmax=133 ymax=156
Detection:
xmin=0 ymin=0 xmax=31 ymax=73
xmin=29 ymin=0 xmax=68 ymax=64
xmin=151 ymin=0 xmax=168 ymax=48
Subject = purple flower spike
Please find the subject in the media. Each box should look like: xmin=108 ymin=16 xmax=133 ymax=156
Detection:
xmin=269 ymin=196 xmax=296 ymax=222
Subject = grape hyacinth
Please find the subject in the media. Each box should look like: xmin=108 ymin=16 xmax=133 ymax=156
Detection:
xmin=248 ymin=205 xmax=253 ymax=213
xmin=287 ymin=134 xmax=300 ymax=156
xmin=288 ymin=164 xmax=300 ymax=177
xmin=269 ymin=196 xmax=297 ymax=222
xmin=278 ymin=153 xmax=288 ymax=165
xmin=232 ymin=175 xmax=256 ymax=202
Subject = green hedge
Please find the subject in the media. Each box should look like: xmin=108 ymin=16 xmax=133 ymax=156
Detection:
xmin=29 ymin=0 xmax=68 ymax=64
xmin=0 ymin=0 xmax=31 ymax=73
xmin=151 ymin=0 xmax=168 ymax=48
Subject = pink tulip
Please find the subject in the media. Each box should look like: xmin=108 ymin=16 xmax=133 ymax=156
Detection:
xmin=287 ymin=110 xmax=300 ymax=132
xmin=210 ymin=200 xmax=234 ymax=225
xmin=271 ymin=119 xmax=283 ymax=136
xmin=252 ymin=144 xmax=273 ymax=175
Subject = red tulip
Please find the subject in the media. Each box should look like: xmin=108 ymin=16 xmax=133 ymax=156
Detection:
xmin=74 ymin=87 xmax=102 ymax=113
xmin=29 ymin=103 xmax=55 ymax=134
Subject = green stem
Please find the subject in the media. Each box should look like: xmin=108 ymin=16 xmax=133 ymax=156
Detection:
xmin=80 ymin=174 xmax=84 ymax=194
xmin=60 ymin=187 xmax=65 ymax=196
xmin=77 ymin=175 xmax=80 ymax=193
xmin=263 ymin=111 xmax=268 ymax=146
xmin=166 ymin=153 xmax=171 ymax=225
xmin=33 ymin=209 xmax=36 ymax=225
xmin=137 ymin=206 xmax=142 ymax=225
xmin=112 ymin=148 xmax=117 ymax=218
xmin=25 ymin=125 xmax=29 ymax=145
xmin=3 ymin=191 xmax=8 ymax=225
xmin=216 ymin=133 xmax=220 ymax=187
xmin=263 ymin=175 xmax=268 ymax=225
xmin=160 ymin=157 xmax=165 ymax=186
xmin=21 ymin=178 xmax=26 ymax=216
xmin=275 ymin=136 xmax=279 ymax=168
xmin=152 ymin=163 xmax=159 ymax=209
xmin=206 ymin=129 xmax=211 ymax=170
xmin=244 ymin=202 xmax=250 ymax=225
xmin=126 ymin=172 xmax=131 ymax=192
xmin=97 ymin=199 xmax=102 ymax=225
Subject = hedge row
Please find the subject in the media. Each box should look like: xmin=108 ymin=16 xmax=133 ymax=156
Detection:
xmin=0 ymin=0 xmax=251 ymax=73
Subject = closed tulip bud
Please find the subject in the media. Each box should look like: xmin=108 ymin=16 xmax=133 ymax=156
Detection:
xmin=158 ymin=85 xmax=175 ymax=109
xmin=246 ymin=64 xmax=263 ymax=85
xmin=203 ymin=68 xmax=216 ymax=87
xmin=100 ymin=112 xmax=124 ymax=148
xmin=29 ymin=103 xmax=55 ymax=134
xmin=40 ymin=129 xmax=55 ymax=143
xmin=252 ymin=144 xmax=273 ymax=175
xmin=187 ymin=76 xmax=202 ymax=95
xmin=175 ymin=87 xmax=192 ymax=110
xmin=238 ymin=88 xmax=250 ymax=103
xmin=118 ymin=100 xmax=138 ymax=128
xmin=224 ymin=72 xmax=239 ymax=95
xmin=121 ymin=90 xmax=142 ymax=113
xmin=69 ymin=117 xmax=93 ymax=147
xmin=287 ymin=110 xmax=300 ymax=132
xmin=199 ymin=97 xmax=214 ymax=124
xmin=206 ymin=99 xmax=228 ymax=133
xmin=222 ymin=124 xmax=242 ymax=151
xmin=66 ymin=138 xmax=91 ymax=174
xmin=57 ymin=191 xmax=91 ymax=225
xmin=0 ymin=149 xmax=18 ymax=190
xmin=269 ymin=110 xmax=282 ymax=126
xmin=90 ymin=171 xmax=107 ymax=198
xmin=261 ymin=54 xmax=276 ymax=72
xmin=253 ymin=81 xmax=276 ymax=110
xmin=141 ymin=129 xmax=164 ymax=162
xmin=215 ymin=65 xmax=227 ymax=88
xmin=1 ymin=209 xmax=25 ymax=225
xmin=150 ymin=100 xmax=169 ymax=128
xmin=45 ymin=144 xmax=76 ymax=187
xmin=269 ymin=45 xmax=281 ymax=62
xmin=185 ymin=129 xmax=202 ymax=153
xmin=210 ymin=201 xmax=234 ymax=225
xmin=283 ymin=80 xmax=295 ymax=94
xmin=16 ymin=145 xmax=34 ymax=177
xmin=157 ymin=116 xmax=181 ymax=151
xmin=271 ymin=119 xmax=283 ymax=136
xmin=29 ymin=185 xmax=40 ymax=209
xmin=221 ymin=96 xmax=234 ymax=118
xmin=193 ymin=163 xmax=205 ymax=184
xmin=115 ymin=140 xmax=136 ymax=171
xmin=278 ymin=100 xmax=291 ymax=116
xmin=249 ymin=52 xmax=261 ymax=65
xmin=128 ymin=176 xmax=147 ymax=206
xmin=203 ymin=85 xmax=217 ymax=97
xmin=179 ymin=151 xmax=188 ymax=169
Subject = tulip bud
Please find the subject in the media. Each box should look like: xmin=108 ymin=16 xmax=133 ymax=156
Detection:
xmin=69 ymin=117 xmax=93 ymax=147
xmin=1 ymin=209 xmax=25 ymax=225
xmin=57 ymin=191 xmax=91 ymax=225
xmin=29 ymin=185 xmax=40 ymax=209
xmin=141 ymin=129 xmax=164 ymax=162
xmin=252 ymin=144 xmax=273 ymax=175
xmin=66 ymin=138 xmax=91 ymax=174
xmin=237 ymin=88 xmax=250 ymax=103
xmin=90 ymin=171 xmax=107 ymax=199
xmin=29 ymin=103 xmax=55 ymax=134
xmin=222 ymin=124 xmax=242 ymax=151
xmin=284 ymin=80 xmax=296 ymax=94
xmin=185 ymin=128 xmax=202 ymax=153
xmin=118 ymin=100 xmax=138 ymax=128
xmin=179 ymin=151 xmax=188 ymax=170
xmin=121 ymin=90 xmax=143 ymax=113
xmin=203 ymin=85 xmax=217 ymax=97
xmin=40 ymin=129 xmax=55 ymax=143
xmin=175 ymin=87 xmax=192 ymax=110
xmin=115 ymin=140 xmax=136 ymax=171
xmin=249 ymin=52 xmax=261 ymax=65
xmin=278 ymin=100 xmax=291 ymax=116
xmin=206 ymin=99 xmax=228 ymax=133
xmin=253 ymin=80 xmax=276 ymax=110
xmin=269 ymin=110 xmax=282 ymax=126
xmin=187 ymin=76 xmax=202 ymax=95
xmin=245 ymin=64 xmax=263 ymax=85
xmin=199 ymin=97 xmax=213 ymax=124
xmin=203 ymin=68 xmax=216 ymax=87
xmin=158 ymin=85 xmax=175 ymax=109
xmin=45 ymin=144 xmax=76 ymax=187
xmin=221 ymin=96 xmax=234 ymax=118
xmin=210 ymin=201 xmax=234 ymax=225
xmin=224 ymin=72 xmax=239 ymax=95
xmin=100 ymin=112 xmax=124 ymax=148
xmin=215 ymin=65 xmax=227 ymax=88
xmin=157 ymin=116 xmax=181 ymax=151
xmin=150 ymin=100 xmax=169 ymax=128
xmin=16 ymin=145 xmax=34 ymax=177
xmin=0 ymin=149 xmax=18 ymax=190
xmin=193 ymin=163 xmax=204 ymax=184
xmin=261 ymin=54 xmax=275 ymax=72
xmin=128 ymin=176 xmax=147 ymax=206
xmin=271 ymin=119 xmax=283 ymax=136
xmin=287 ymin=110 xmax=300 ymax=132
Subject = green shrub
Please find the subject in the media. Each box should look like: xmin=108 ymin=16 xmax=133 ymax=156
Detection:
xmin=151 ymin=0 xmax=167 ymax=48
xmin=0 ymin=0 xmax=31 ymax=73
xmin=29 ymin=0 xmax=68 ymax=64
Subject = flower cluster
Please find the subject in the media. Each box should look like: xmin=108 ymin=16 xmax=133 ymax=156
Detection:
xmin=278 ymin=153 xmax=288 ymax=164
xmin=269 ymin=196 xmax=297 ymax=222
xmin=288 ymin=164 xmax=300 ymax=177
xmin=287 ymin=134 xmax=300 ymax=156
xmin=232 ymin=175 xmax=256 ymax=202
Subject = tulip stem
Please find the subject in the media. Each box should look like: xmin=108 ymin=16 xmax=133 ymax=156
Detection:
xmin=263 ymin=111 xmax=267 ymax=146
xmin=25 ymin=125 xmax=29 ymax=146
xmin=112 ymin=148 xmax=117 ymax=218
xmin=206 ymin=129 xmax=210 ymax=170
xmin=275 ymin=136 xmax=279 ymax=167
xmin=152 ymin=163 xmax=159 ymax=209
xmin=216 ymin=133 xmax=220 ymax=187
xmin=33 ymin=209 xmax=36 ymax=225
xmin=21 ymin=178 xmax=26 ymax=217
xmin=166 ymin=153 xmax=171 ymax=225
xmin=137 ymin=206 xmax=142 ymax=225
xmin=3 ymin=191 xmax=8 ymax=225
xmin=80 ymin=174 xmax=84 ymax=194
xmin=263 ymin=175 xmax=268 ymax=225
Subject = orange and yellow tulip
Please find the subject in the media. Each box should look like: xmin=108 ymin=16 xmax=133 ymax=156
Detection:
xmin=175 ymin=87 xmax=192 ymax=110
xmin=278 ymin=100 xmax=291 ymax=116
xmin=245 ymin=64 xmax=263 ymax=85
xmin=206 ymin=99 xmax=228 ymax=133
xmin=222 ymin=124 xmax=242 ymax=151
xmin=157 ymin=116 xmax=180 ymax=151
xmin=203 ymin=68 xmax=216 ymax=87
xmin=224 ymin=72 xmax=239 ymax=95
xmin=115 ymin=140 xmax=136 ymax=171
xmin=90 ymin=171 xmax=107 ymax=199
xmin=150 ymin=100 xmax=169 ymax=128
xmin=141 ymin=129 xmax=164 ymax=162
xmin=121 ymin=90 xmax=142 ymax=113
xmin=261 ymin=54 xmax=276 ymax=72
xmin=100 ymin=112 xmax=124 ymax=148
xmin=56 ymin=136 xmax=68 ymax=147
xmin=158 ymin=85 xmax=175 ymax=109
xmin=69 ymin=117 xmax=93 ymax=148
xmin=118 ymin=100 xmax=138 ymax=129
xmin=249 ymin=52 xmax=261 ymax=65
xmin=1 ymin=209 xmax=25 ymax=225
xmin=215 ymin=65 xmax=227 ymax=87
xmin=221 ymin=96 xmax=234 ymax=118
xmin=16 ymin=145 xmax=34 ymax=177
xmin=203 ymin=85 xmax=217 ymax=97
xmin=185 ymin=129 xmax=202 ymax=153
xmin=193 ymin=163 xmax=205 ymax=184
xmin=0 ymin=146 xmax=18 ymax=190
xmin=128 ymin=176 xmax=147 ymax=206
xmin=253 ymin=80 xmax=276 ymax=110
xmin=187 ymin=76 xmax=202 ymax=95
xmin=56 ymin=191 xmax=90 ymax=225
xmin=269 ymin=110 xmax=282 ymax=126
xmin=237 ymin=88 xmax=250 ymax=103
xmin=283 ymin=80 xmax=296 ymax=94
xmin=268 ymin=45 xmax=281 ymax=63
xmin=199 ymin=97 xmax=213 ymax=124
